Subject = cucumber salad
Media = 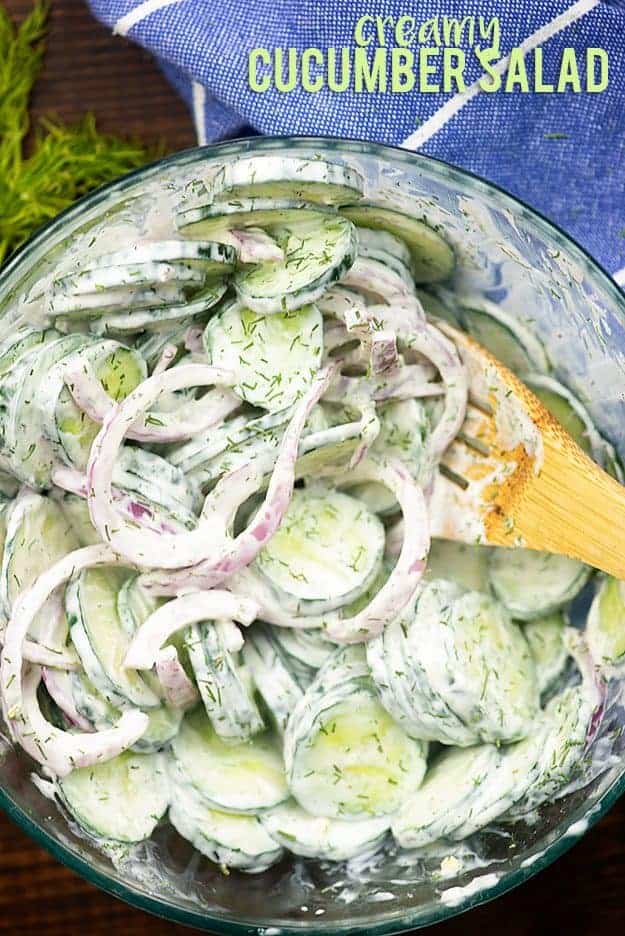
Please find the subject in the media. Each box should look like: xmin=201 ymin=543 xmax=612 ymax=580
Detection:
xmin=0 ymin=153 xmax=620 ymax=875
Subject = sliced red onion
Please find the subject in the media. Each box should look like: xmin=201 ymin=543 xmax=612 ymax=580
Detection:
xmin=227 ymin=227 xmax=284 ymax=264
xmin=66 ymin=360 xmax=239 ymax=444
xmin=86 ymin=365 xmax=253 ymax=569
xmin=1 ymin=545 xmax=147 ymax=776
xmin=152 ymin=343 xmax=178 ymax=376
xmin=41 ymin=668 xmax=93 ymax=731
xmin=370 ymin=329 xmax=400 ymax=375
xmin=22 ymin=589 xmax=78 ymax=669
xmin=155 ymin=646 xmax=199 ymax=710
xmin=326 ymin=364 xmax=441 ymax=404
xmin=14 ymin=666 xmax=147 ymax=777
xmin=23 ymin=640 xmax=80 ymax=670
xmin=139 ymin=365 xmax=336 ymax=592
xmin=124 ymin=590 xmax=258 ymax=670
xmin=184 ymin=325 xmax=205 ymax=354
xmin=52 ymin=465 xmax=186 ymax=536
xmin=342 ymin=258 xmax=416 ymax=304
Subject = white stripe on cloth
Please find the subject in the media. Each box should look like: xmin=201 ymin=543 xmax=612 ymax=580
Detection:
xmin=613 ymin=267 xmax=625 ymax=287
xmin=192 ymin=81 xmax=208 ymax=145
xmin=113 ymin=0 xmax=186 ymax=36
xmin=401 ymin=0 xmax=601 ymax=150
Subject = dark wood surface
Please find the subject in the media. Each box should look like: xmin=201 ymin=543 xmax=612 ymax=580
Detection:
xmin=1 ymin=1 xmax=624 ymax=933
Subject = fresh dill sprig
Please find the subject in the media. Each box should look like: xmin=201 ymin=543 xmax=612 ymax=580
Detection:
xmin=0 ymin=1 xmax=159 ymax=264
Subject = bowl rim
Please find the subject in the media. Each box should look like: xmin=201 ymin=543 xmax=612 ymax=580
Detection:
xmin=1 ymin=133 xmax=624 ymax=934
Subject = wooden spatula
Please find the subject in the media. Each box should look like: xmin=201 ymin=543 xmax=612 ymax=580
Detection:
xmin=429 ymin=323 xmax=625 ymax=580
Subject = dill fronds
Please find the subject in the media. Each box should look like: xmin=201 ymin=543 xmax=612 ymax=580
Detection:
xmin=0 ymin=1 xmax=159 ymax=265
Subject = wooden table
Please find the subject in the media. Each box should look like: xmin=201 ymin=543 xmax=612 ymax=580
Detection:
xmin=1 ymin=1 xmax=625 ymax=933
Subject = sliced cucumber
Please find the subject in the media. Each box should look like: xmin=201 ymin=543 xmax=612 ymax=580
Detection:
xmin=356 ymin=227 xmax=414 ymax=288
xmin=114 ymin=447 xmax=199 ymax=519
xmin=415 ymin=288 xmax=460 ymax=325
xmin=3 ymin=334 xmax=89 ymax=487
xmin=0 ymin=494 xmax=79 ymax=637
xmin=176 ymin=197 xmax=332 ymax=241
xmin=368 ymin=580 xmax=539 ymax=746
xmin=90 ymin=280 xmax=228 ymax=335
xmin=488 ymin=547 xmax=591 ymax=621
xmin=587 ymin=576 xmax=625 ymax=667
xmin=168 ymin=765 xmax=284 ymax=872
xmin=82 ymin=240 xmax=236 ymax=274
xmin=242 ymin=624 xmax=305 ymax=732
xmin=392 ymin=743 xmax=501 ymax=848
xmin=459 ymin=301 xmax=549 ymax=375
xmin=285 ymin=646 xmax=427 ymax=820
xmin=171 ymin=706 xmax=287 ymax=813
xmin=168 ymin=410 xmax=285 ymax=476
xmin=51 ymin=342 xmax=147 ymax=469
xmin=0 ymin=325 xmax=58 ymax=379
xmin=266 ymin=626 xmax=336 ymax=686
xmin=66 ymin=566 xmax=160 ymax=709
xmin=68 ymin=668 xmax=182 ymax=753
xmin=204 ymin=300 xmax=322 ymax=412
xmin=524 ymin=612 xmax=568 ymax=693
xmin=261 ymin=800 xmax=388 ymax=861
xmin=54 ymin=261 xmax=207 ymax=298
xmin=255 ymin=489 xmax=385 ymax=615
xmin=209 ymin=156 xmax=363 ymax=205
xmin=58 ymin=751 xmax=169 ymax=843
xmin=424 ymin=539 xmax=492 ymax=592
xmin=58 ymin=493 xmax=101 ymax=546
xmin=341 ymin=203 xmax=454 ymax=283
xmin=186 ymin=621 xmax=265 ymax=743
xmin=50 ymin=281 xmax=192 ymax=319
xmin=234 ymin=215 xmax=357 ymax=314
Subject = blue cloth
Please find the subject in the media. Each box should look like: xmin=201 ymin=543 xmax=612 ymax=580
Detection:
xmin=87 ymin=0 xmax=625 ymax=276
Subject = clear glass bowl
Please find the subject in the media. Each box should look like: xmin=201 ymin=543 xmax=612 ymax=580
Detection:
xmin=0 ymin=137 xmax=624 ymax=933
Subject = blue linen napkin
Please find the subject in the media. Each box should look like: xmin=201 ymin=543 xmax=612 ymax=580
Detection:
xmin=87 ymin=0 xmax=625 ymax=280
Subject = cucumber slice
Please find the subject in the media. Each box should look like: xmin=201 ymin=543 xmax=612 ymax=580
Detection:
xmin=52 ymin=343 xmax=147 ymax=469
xmin=168 ymin=411 xmax=285 ymax=475
xmin=0 ymin=494 xmax=79 ymax=632
xmin=80 ymin=240 xmax=237 ymax=276
xmin=117 ymin=573 xmax=163 ymax=638
xmin=66 ymin=566 xmax=160 ymax=709
xmin=68 ymin=668 xmax=182 ymax=753
xmin=91 ymin=280 xmax=228 ymax=335
xmin=204 ymin=300 xmax=322 ymax=412
xmin=345 ymin=399 xmax=430 ymax=515
xmin=3 ymin=334 xmax=90 ymax=487
xmin=524 ymin=612 xmax=568 ymax=693
xmin=54 ymin=261 xmax=207 ymax=297
xmin=488 ymin=547 xmax=591 ymax=621
xmin=587 ymin=576 xmax=625 ymax=667
xmin=368 ymin=581 xmax=539 ymax=746
xmin=234 ymin=215 xmax=357 ymax=314
xmin=168 ymin=765 xmax=284 ymax=872
xmin=242 ymin=624 xmax=305 ymax=732
xmin=186 ymin=621 xmax=265 ymax=743
xmin=58 ymin=493 xmax=101 ymax=546
xmin=176 ymin=197 xmax=332 ymax=241
xmin=255 ymin=489 xmax=385 ymax=614
xmin=50 ymin=282 xmax=192 ymax=318
xmin=415 ymin=288 xmax=460 ymax=325
xmin=266 ymin=626 xmax=336 ymax=686
xmin=171 ymin=706 xmax=288 ymax=812
xmin=356 ymin=227 xmax=414 ymax=289
xmin=459 ymin=302 xmax=549 ymax=375
xmin=0 ymin=325 xmax=58 ymax=379
xmin=58 ymin=751 xmax=169 ymax=843
xmin=341 ymin=203 xmax=454 ymax=283
xmin=209 ymin=156 xmax=364 ymax=206
xmin=285 ymin=646 xmax=427 ymax=820
xmin=261 ymin=801 xmax=388 ymax=861
xmin=526 ymin=374 xmax=607 ymax=464
xmin=392 ymin=743 xmax=501 ymax=848
xmin=424 ymin=539 xmax=492 ymax=592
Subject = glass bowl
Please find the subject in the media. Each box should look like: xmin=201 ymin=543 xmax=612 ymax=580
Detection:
xmin=0 ymin=137 xmax=624 ymax=933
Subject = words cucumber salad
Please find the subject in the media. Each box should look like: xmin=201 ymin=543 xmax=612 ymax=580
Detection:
xmin=0 ymin=153 xmax=620 ymax=876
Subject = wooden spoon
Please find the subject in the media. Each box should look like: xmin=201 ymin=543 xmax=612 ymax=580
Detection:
xmin=429 ymin=323 xmax=625 ymax=579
